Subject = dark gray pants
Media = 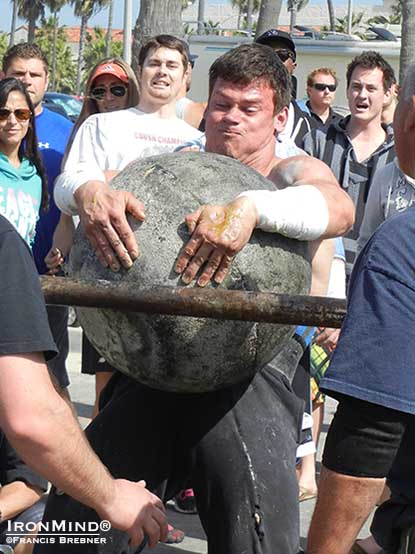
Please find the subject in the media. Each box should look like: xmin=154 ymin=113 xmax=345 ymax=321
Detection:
xmin=37 ymin=337 xmax=304 ymax=554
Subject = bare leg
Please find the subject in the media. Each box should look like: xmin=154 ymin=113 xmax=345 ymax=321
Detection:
xmin=312 ymin=400 xmax=325 ymax=448
xmin=307 ymin=466 xmax=385 ymax=554
xmin=92 ymin=371 xmax=113 ymax=418
xmin=297 ymin=453 xmax=318 ymax=499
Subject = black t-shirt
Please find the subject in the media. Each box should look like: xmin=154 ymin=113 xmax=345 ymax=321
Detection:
xmin=0 ymin=215 xmax=57 ymax=359
xmin=0 ymin=428 xmax=48 ymax=491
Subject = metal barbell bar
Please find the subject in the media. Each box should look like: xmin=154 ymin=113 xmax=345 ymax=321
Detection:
xmin=41 ymin=276 xmax=346 ymax=328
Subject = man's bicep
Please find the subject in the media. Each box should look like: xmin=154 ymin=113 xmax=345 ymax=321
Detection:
xmin=271 ymin=156 xmax=337 ymax=190
xmin=0 ymin=354 xmax=52 ymax=430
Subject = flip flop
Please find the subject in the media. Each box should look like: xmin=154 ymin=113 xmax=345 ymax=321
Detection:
xmin=166 ymin=523 xmax=185 ymax=544
xmin=299 ymin=486 xmax=317 ymax=502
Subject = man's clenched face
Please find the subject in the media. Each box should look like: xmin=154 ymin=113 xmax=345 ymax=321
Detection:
xmin=205 ymin=78 xmax=284 ymax=166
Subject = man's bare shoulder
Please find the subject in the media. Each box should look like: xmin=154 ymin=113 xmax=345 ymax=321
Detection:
xmin=268 ymin=155 xmax=335 ymax=189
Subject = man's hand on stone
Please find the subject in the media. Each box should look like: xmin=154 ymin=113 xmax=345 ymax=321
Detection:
xmin=175 ymin=197 xmax=258 ymax=287
xmin=74 ymin=180 xmax=145 ymax=272
xmin=98 ymin=478 xmax=168 ymax=548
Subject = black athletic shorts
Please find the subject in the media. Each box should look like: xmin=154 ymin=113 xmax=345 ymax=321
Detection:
xmin=323 ymin=393 xmax=412 ymax=478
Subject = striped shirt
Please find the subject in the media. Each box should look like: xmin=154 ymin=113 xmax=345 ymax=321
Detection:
xmin=303 ymin=116 xmax=395 ymax=275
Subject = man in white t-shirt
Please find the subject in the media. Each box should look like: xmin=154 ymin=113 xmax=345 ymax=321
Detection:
xmin=55 ymin=34 xmax=202 ymax=272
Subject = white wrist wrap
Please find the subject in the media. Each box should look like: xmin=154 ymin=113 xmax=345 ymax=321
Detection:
xmin=54 ymin=169 xmax=106 ymax=216
xmin=238 ymin=186 xmax=329 ymax=240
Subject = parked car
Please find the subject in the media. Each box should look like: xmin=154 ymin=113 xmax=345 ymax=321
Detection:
xmin=42 ymin=92 xmax=82 ymax=122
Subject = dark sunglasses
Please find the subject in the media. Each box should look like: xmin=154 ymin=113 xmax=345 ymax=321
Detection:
xmin=0 ymin=107 xmax=32 ymax=122
xmin=90 ymin=85 xmax=127 ymax=101
xmin=313 ymin=83 xmax=337 ymax=92
xmin=276 ymin=49 xmax=296 ymax=63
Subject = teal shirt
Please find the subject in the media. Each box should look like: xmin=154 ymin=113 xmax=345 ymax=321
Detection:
xmin=0 ymin=152 xmax=41 ymax=247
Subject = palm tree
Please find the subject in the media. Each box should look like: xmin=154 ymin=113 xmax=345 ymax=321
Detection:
xmin=131 ymin=0 xmax=183 ymax=74
xmin=70 ymin=0 xmax=110 ymax=95
xmin=232 ymin=0 xmax=261 ymax=30
xmin=256 ymin=0 xmax=283 ymax=37
xmin=105 ymin=0 xmax=113 ymax=57
xmin=197 ymin=0 xmax=205 ymax=34
xmin=400 ymin=0 xmax=415 ymax=83
xmin=327 ymin=0 xmax=335 ymax=31
xmin=9 ymin=0 xmax=19 ymax=46
xmin=288 ymin=0 xmax=309 ymax=34
xmin=16 ymin=0 xmax=45 ymax=42
xmin=45 ymin=0 xmax=67 ymax=91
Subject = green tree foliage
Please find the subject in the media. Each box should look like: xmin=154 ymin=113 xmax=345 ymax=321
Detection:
xmin=232 ymin=0 xmax=261 ymax=29
xmin=323 ymin=11 xmax=367 ymax=38
xmin=0 ymin=32 xmax=8 ymax=60
xmin=70 ymin=0 xmax=110 ymax=94
xmin=83 ymin=26 xmax=123 ymax=80
xmin=35 ymin=18 xmax=76 ymax=93
xmin=17 ymin=0 xmax=45 ymax=42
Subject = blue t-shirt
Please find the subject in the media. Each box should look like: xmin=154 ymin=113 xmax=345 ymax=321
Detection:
xmin=321 ymin=206 xmax=415 ymax=414
xmin=32 ymin=107 xmax=73 ymax=274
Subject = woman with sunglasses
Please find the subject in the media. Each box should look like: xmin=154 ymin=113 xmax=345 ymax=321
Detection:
xmin=47 ymin=58 xmax=140 ymax=413
xmin=0 ymin=77 xmax=47 ymax=247
xmin=63 ymin=57 xmax=140 ymax=162
xmin=306 ymin=67 xmax=343 ymax=128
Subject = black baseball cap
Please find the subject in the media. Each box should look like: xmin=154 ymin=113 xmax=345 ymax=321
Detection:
xmin=255 ymin=29 xmax=296 ymax=53
xmin=179 ymin=39 xmax=199 ymax=67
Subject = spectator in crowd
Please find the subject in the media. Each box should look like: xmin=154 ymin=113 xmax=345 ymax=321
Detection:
xmin=306 ymin=67 xmax=343 ymax=128
xmin=303 ymin=50 xmax=396 ymax=277
xmin=175 ymin=41 xmax=206 ymax=130
xmin=3 ymin=42 xmax=73 ymax=392
xmin=307 ymin=62 xmax=415 ymax=554
xmin=0 ymin=77 xmax=47 ymax=248
xmin=45 ymin=57 xmax=140 ymax=420
xmin=255 ymin=29 xmax=316 ymax=147
xmin=382 ymin=77 xmax=399 ymax=125
xmin=0 ymin=213 xmax=167 ymax=552
xmin=357 ymin=157 xmax=415 ymax=254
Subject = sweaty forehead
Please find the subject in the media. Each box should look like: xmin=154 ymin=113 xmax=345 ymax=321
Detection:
xmin=212 ymin=78 xmax=274 ymax=100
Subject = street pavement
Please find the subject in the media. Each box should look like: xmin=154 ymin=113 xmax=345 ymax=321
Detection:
xmin=67 ymin=327 xmax=374 ymax=553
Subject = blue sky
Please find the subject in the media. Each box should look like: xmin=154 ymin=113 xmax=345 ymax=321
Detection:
xmin=0 ymin=0 xmax=377 ymax=34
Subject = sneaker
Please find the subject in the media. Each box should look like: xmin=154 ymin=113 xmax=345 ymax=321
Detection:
xmin=166 ymin=523 xmax=185 ymax=544
xmin=174 ymin=488 xmax=198 ymax=514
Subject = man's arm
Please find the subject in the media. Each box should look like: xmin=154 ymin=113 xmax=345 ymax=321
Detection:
xmin=0 ymin=353 xmax=167 ymax=548
xmin=54 ymin=116 xmax=145 ymax=271
xmin=175 ymin=155 xmax=354 ymax=286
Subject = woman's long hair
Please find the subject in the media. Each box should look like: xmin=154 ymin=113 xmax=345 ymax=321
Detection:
xmin=0 ymin=77 xmax=48 ymax=211
xmin=62 ymin=57 xmax=140 ymax=166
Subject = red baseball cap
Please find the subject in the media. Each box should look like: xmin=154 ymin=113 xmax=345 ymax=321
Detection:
xmin=91 ymin=62 xmax=129 ymax=85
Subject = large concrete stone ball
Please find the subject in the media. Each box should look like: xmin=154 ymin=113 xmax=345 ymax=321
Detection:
xmin=70 ymin=152 xmax=311 ymax=393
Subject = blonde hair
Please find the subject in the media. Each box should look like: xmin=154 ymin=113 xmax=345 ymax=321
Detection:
xmin=63 ymin=57 xmax=140 ymax=165
xmin=307 ymin=67 xmax=338 ymax=88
